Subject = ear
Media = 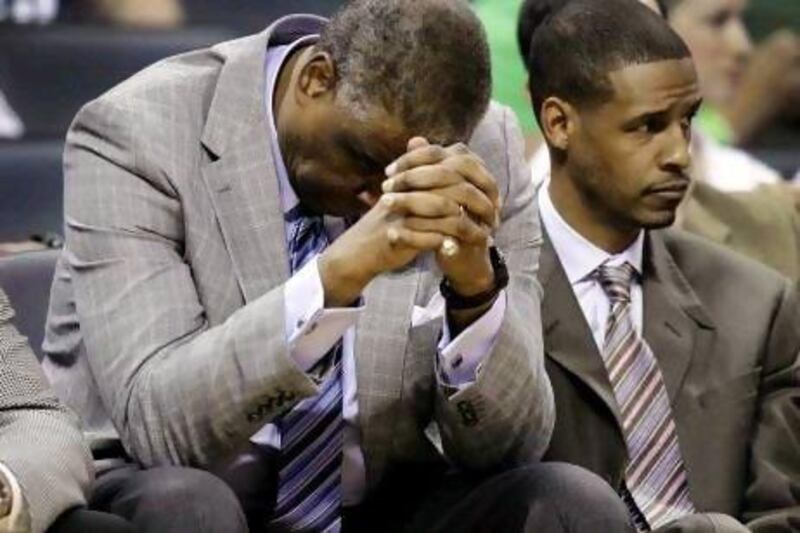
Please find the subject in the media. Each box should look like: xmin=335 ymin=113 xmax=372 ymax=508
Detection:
xmin=296 ymin=50 xmax=337 ymax=101
xmin=540 ymin=96 xmax=576 ymax=151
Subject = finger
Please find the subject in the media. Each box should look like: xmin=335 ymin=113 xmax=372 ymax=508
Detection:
xmin=407 ymin=136 xmax=429 ymax=151
xmin=403 ymin=214 xmax=490 ymax=245
xmin=437 ymin=182 xmax=498 ymax=229
xmin=381 ymin=191 xmax=461 ymax=218
xmin=440 ymin=153 xmax=501 ymax=210
xmin=386 ymin=226 xmax=445 ymax=251
xmin=382 ymin=164 xmax=464 ymax=193
xmin=385 ymin=144 xmax=448 ymax=177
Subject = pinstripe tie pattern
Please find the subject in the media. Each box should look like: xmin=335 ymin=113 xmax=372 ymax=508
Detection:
xmin=597 ymin=263 xmax=694 ymax=531
xmin=270 ymin=204 xmax=343 ymax=532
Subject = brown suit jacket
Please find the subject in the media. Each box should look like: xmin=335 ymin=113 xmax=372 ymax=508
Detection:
xmin=540 ymin=227 xmax=800 ymax=532
xmin=681 ymin=181 xmax=800 ymax=286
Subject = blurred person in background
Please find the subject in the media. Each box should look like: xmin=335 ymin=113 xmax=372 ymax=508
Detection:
xmin=0 ymin=0 xmax=183 ymax=28
xmin=61 ymin=0 xmax=184 ymax=28
xmin=661 ymin=0 xmax=800 ymax=151
xmin=658 ymin=0 xmax=797 ymax=192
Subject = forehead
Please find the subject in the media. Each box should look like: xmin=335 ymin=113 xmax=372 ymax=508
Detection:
xmin=333 ymin=103 xmax=411 ymax=162
xmin=605 ymin=59 xmax=700 ymax=114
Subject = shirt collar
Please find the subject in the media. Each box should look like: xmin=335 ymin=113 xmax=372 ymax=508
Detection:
xmin=538 ymin=180 xmax=644 ymax=285
xmin=265 ymin=33 xmax=319 ymax=215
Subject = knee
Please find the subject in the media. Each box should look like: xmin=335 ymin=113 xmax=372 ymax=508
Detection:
xmin=533 ymin=462 xmax=623 ymax=507
xmin=506 ymin=462 xmax=633 ymax=532
xmin=131 ymin=466 xmax=246 ymax=531
xmin=136 ymin=466 xmax=240 ymax=508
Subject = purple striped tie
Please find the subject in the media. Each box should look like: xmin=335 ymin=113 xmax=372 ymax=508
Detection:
xmin=597 ymin=263 xmax=695 ymax=531
xmin=268 ymin=205 xmax=343 ymax=532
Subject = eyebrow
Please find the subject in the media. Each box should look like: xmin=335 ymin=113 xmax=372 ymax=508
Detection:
xmin=623 ymin=97 xmax=704 ymax=128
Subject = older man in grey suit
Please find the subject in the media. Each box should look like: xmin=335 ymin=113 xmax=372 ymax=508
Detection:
xmin=43 ymin=0 xmax=632 ymax=531
xmin=0 ymin=288 xmax=133 ymax=533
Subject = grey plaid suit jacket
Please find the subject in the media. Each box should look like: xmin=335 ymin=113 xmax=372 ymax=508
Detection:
xmin=0 ymin=288 xmax=92 ymax=533
xmin=43 ymin=15 xmax=553 ymax=490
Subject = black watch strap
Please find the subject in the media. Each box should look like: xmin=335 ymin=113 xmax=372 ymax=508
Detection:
xmin=440 ymin=246 xmax=509 ymax=310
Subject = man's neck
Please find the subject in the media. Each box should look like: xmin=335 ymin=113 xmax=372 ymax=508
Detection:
xmin=548 ymin=168 xmax=640 ymax=254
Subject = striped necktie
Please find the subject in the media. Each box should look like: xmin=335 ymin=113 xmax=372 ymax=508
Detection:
xmin=269 ymin=203 xmax=343 ymax=533
xmin=597 ymin=263 xmax=695 ymax=531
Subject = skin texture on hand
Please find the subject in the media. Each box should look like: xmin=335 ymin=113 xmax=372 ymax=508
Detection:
xmin=318 ymin=137 xmax=501 ymax=324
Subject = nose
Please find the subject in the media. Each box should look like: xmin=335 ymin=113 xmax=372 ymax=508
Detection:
xmin=727 ymin=18 xmax=753 ymax=59
xmin=660 ymin=124 xmax=691 ymax=173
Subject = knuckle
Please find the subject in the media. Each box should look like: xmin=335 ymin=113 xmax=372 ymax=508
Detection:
xmin=425 ymin=145 xmax=446 ymax=160
xmin=451 ymin=142 xmax=470 ymax=154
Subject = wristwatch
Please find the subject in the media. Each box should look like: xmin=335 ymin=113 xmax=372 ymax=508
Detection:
xmin=440 ymin=246 xmax=509 ymax=310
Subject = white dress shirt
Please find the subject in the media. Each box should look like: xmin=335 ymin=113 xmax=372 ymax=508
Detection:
xmin=251 ymin=35 xmax=507 ymax=506
xmin=538 ymin=182 xmax=644 ymax=349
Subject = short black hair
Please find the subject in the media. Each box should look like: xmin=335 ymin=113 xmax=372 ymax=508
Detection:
xmin=317 ymin=0 xmax=491 ymax=143
xmin=517 ymin=0 xmax=669 ymax=68
xmin=516 ymin=0 xmax=571 ymax=64
xmin=527 ymin=0 xmax=690 ymax=124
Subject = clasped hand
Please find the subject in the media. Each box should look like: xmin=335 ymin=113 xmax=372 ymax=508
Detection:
xmin=319 ymin=137 xmax=501 ymax=308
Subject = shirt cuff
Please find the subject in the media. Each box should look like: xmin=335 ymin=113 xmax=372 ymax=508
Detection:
xmin=438 ymin=290 xmax=507 ymax=387
xmin=0 ymin=462 xmax=26 ymax=532
xmin=283 ymin=255 xmax=363 ymax=372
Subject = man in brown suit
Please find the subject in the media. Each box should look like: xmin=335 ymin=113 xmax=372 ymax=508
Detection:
xmin=526 ymin=1 xmax=800 ymax=531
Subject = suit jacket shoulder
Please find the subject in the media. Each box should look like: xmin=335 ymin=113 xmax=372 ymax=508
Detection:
xmin=680 ymin=182 xmax=800 ymax=284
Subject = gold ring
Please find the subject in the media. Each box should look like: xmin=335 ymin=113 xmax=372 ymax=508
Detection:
xmin=441 ymin=237 xmax=459 ymax=257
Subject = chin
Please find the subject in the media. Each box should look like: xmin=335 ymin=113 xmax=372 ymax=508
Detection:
xmin=640 ymin=211 xmax=677 ymax=230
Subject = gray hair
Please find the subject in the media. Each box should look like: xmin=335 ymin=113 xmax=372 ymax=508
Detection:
xmin=317 ymin=0 xmax=491 ymax=143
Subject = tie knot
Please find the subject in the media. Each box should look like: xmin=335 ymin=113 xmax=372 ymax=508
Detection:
xmin=596 ymin=262 xmax=636 ymax=303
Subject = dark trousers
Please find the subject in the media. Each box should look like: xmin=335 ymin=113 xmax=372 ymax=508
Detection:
xmin=91 ymin=464 xmax=249 ymax=533
xmin=48 ymin=508 xmax=135 ymax=533
xmin=342 ymin=461 xmax=635 ymax=533
xmin=214 ymin=443 xmax=634 ymax=533
xmin=92 ymin=455 xmax=634 ymax=533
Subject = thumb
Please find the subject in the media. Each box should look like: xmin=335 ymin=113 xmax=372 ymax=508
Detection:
xmin=407 ymin=136 xmax=429 ymax=151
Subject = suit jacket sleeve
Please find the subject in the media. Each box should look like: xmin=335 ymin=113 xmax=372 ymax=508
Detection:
xmin=63 ymin=97 xmax=322 ymax=467
xmin=0 ymin=289 xmax=91 ymax=533
xmin=433 ymin=106 xmax=554 ymax=470
xmin=741 ymin=280 xmax=800 ymax=531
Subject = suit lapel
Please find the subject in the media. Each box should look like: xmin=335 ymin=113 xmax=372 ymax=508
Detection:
xmin=199 ymin=16 xmax=326 ymax=301
xmin=541 ymin=232 xmax=624 ymax=431
xmin=642 ymin=232 xmax=714 ymax=406
xmin=201 ymin=125 xmax=289 ymax=301
xmin=642 ymin=231 xmax=717 ymax=507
